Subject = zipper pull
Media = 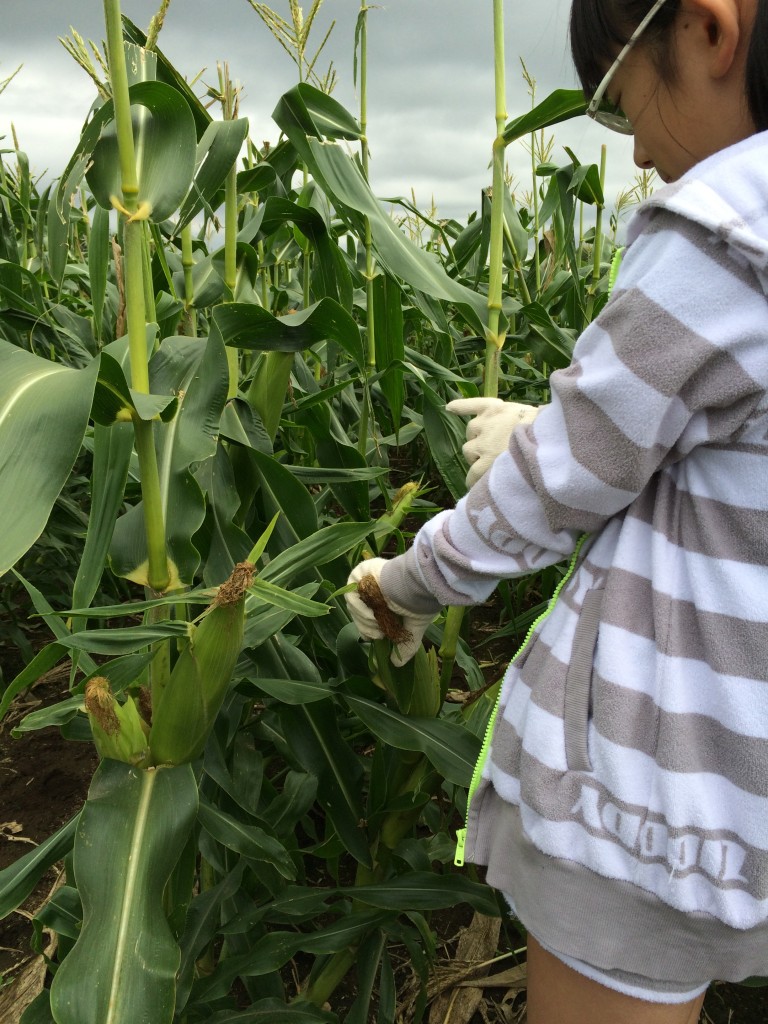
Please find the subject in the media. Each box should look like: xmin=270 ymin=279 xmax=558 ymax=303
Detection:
xmin=454 ymin=828 xmax=467 ymax=867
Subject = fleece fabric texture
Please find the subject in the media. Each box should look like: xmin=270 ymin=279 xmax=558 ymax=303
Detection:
xmin=379 ymin=131 xmax=768 ymax=982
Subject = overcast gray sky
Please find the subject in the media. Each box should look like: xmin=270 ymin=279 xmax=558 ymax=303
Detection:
xmin=1 ymin=1 xmax=640 ymax=222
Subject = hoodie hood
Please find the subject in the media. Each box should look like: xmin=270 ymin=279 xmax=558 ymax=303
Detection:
xmin=628 ymin=130 xmax=768 ymax=284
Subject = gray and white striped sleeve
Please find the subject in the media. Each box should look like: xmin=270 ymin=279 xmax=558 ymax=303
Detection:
xmin=381 ymin=209 xmax=768 ymax=611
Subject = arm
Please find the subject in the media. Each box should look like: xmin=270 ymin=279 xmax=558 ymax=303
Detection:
xmin=381 ymin=211 xmax=767 ymax=612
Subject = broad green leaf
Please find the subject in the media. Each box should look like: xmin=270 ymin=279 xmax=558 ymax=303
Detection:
xmin=194 ymin=911 xmax=387 ymax=1000
xmin=287 ymin=466 xmax=386 ymax=484
xmin=110 ymin=332 xmax=229 ymax=586
xmin=503 ymin=89 xmax=587 ymax=145
xmin=250 ymin=677 xmax=335 ymax=705
xmin=206 ymin=1002 xmax=338 ymax=1023
xmin=421 ymin=382 xmax=469 ymax=501
xmin=241 ymin=195 xmax=353 ymax=309
xmin=194 ymin=446 xmax=253 ymax=585
xmin=308 ymin=137 xmax=489 ymax=335
xmin=176 ymin=864 xmax=245 ymax=1010
xmin=272 ymin=82 xmax=362 ymax=144
xmin=251 ymin=449 xmax=318 ymax=546
xmin=12 ymin=653 xmax=154 ymax=736
xmin=122 ymin=18 xmax=213 ymax=138
xmin=0 ymin=342 xmax=98 ymax=575
xmin=259 ymin=521 xmax=374 ymax=588
xmin=345 ymin=695 xmax=481 ymax=787
xmin=197 ymin=801 xmax=295 ymax=879
xmin=212 ymin=298 xmax=364 ymax=370
xmin=50 ymin=760 xmax=198 ymax=1024
xmin=278 ymin=701 xmax=371 ymax=866
xmin=373 ymin=274 xmax=405 ymax=433
xmin=262 ymin=770 xmax=318 ymax=836
xmin=0 ymin=815 xmax=78 ymax=920
xmin=176 ymin=118 xmax=250 ymax=231
xmin=60 ymin=621 xmax=189 ymax=655
xmin=345 ymin=929 xmax=386 ymax=1024
xmin=243 ymin=583 xmax=323 ymax=648
xmin=93 ymin=348 xmax=178 ymax=426
xmin=19 ymin=991 xmax=55 ymax=1024
xmin=250 ymin=577 xmax=330 ymax=618
xmin=314 ymin=438 xmax=370 ymax=521
xmin=522 ymin=301 xmax=577 ymax=365
xmin=347 ymin=871 xmax=498 ymax=915
xmin=71 ymin=422 xmax=133 ymax=617
xmin=0 ymin=641 xmax=67 ymax=722
xmin=272 ymin=85 xmax=489 ymax=334
xmin=218 ymin=398 xmax=272 ymax=453
xmin=35 ymin=885 xmax=83 ymax=940
xmin=89 ymin=205 xmax=110 ymax=342
xmin=86 ymin=81 xmax=197 ymax=222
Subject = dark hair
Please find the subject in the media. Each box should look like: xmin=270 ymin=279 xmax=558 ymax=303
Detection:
xmin=569 ymin=0 xmax=768 ymax=131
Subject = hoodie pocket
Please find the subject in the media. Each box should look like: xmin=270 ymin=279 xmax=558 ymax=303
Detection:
xmin=564 ymin=588 xmax=604 ymax=772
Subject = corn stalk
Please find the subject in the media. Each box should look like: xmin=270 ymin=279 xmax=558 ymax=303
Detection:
xmin=357 ymin=0 xmax=377 ymax=456
xmin=439 ymin=0 xmax=508 ymax=690
xmin=103 ymin=0 xmax=169 ymax=593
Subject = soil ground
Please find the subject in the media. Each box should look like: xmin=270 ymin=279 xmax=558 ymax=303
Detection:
xmin=1 ymin=672 xmax=768 ymax=1022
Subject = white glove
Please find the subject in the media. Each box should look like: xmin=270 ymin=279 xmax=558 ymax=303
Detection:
xmin=446 ymin=397 xmax=540 ymax=488
xmin=346 ymin=557 xmax=436 ymax=667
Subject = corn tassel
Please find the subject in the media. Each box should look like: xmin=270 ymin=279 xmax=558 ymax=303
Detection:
xmin=149 ymin=561 xmax=255 ymax=764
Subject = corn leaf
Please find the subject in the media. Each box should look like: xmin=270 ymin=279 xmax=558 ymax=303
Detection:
xmin=175 ymin=118 xmax=250 ymax=232
xmin=86 ymin=81 xmax=197 ymax=222
xmin=110 ymin=332 xmax=229 ymax=586
xmin=259 ymin=521 xmax=374 ymax=587
xmin=50 ymin=760 xmax=198 ymax=1024
xmin=272 ymin=84 xmax=489 ymax=335
xmin=250 ymin=577 xmax=330 ymax=617
xmin=345 ymin=695 xmax=481 ymax=787
xmin=0 ymin=815 xmax=79 ymax=920
xmin=71 ymin=422 xmax=134 ymax=617
xmin=277 ymin=701 xmax=371 ymax=866
xmin=503 ymin=88 xmax=587 ymax=145
xmin=205 ymin=1002 xmax=338 ymax=1023
xmin=197 ymin=801 xmax=295 ymax=879
xmin=0 ymin=343 xmax=98 ymax=575
xmin=212 ymin=298 xmax=364 ymax=370
xmin=421 ymin=382 xmax=470 ymax=501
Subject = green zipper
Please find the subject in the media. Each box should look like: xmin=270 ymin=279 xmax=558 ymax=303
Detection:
xmin=454 ymin=533 xmax=589 ymax=867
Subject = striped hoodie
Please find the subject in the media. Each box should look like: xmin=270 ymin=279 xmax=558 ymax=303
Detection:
xmin=380 ymin=131 xmax=768 ymax=985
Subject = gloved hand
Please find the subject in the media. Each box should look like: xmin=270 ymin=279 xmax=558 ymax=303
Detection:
xmin=446 ymin=397 xmax=540 ymax=488
xmin=346 ymin=557 xmax=436 ymax=666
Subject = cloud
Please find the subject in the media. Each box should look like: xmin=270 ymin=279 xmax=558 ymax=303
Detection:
xmin=0 ymin=0 xmax=639 ymax=221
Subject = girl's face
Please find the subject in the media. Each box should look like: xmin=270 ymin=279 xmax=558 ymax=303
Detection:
xmin=605 ymin=2 xmax=755 ymax=181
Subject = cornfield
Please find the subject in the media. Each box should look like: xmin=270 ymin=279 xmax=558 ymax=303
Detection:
xmin=0 ymin=2 xmax=637 ymax=1021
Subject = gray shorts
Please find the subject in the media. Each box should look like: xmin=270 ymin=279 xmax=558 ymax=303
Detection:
xmin=502 ymin=893 xmax=710 ymax=1005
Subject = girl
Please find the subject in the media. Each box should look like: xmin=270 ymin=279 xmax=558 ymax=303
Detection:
xmin=346 ymin=1 xmax=768 ymax=1021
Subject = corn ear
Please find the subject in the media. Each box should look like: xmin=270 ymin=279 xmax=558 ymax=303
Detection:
xmin=405 ymin=645 xmax=441 ymax=718
xmin=367 ymin=481 xmax=420 ymax=554
xmin=84 ymin=676 xmax=151 ymax=766
xmin=372 ymin=642 xmax=441 ymax=718
xmin=149 ymin=561 xmax=254 ymax=765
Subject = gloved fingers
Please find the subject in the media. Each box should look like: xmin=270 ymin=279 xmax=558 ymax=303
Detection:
xmin=512 ymin=404 xmax=539 ymax=425
xmin=345 ymin=590 xmax=385 ymax=640
xmin=347 ymin=557 xmax=388 ymax=586
xmin=466 ymin=456 xmax=494 ymax=488
xmin=390 ymin=624 xmax=430 ymax=666
xmin=391 ymin=634 xmax=422 ymax=667
xmin=445 ymin=397 xmax=504 ymax=418
xmin=462 ymin=437 xmax=483 ymax=465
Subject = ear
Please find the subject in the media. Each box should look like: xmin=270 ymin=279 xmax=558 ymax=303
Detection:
xmin=684 ymin=0 xmax=741 ymax=77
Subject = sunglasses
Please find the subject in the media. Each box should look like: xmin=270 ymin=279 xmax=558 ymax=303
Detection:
xmin=586 ymin=0 xmax=671 ymax=134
